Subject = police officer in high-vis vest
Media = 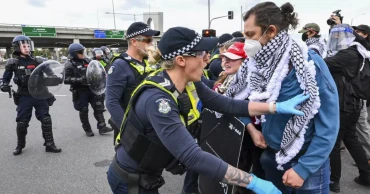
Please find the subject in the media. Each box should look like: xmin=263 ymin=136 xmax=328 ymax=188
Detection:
xmin=101 ymin=46 xmax=113 ymax=61
xmin=92 ymin=48 xmax=110 ymax=72
xmin=106 ymin=26 xmax=311 ymax=194
xmin=64 ymin=43 xmax=113 ymax=137
xmin=106 ymin=22 xmax=160 ymax=144
xmin=0 ymin=35 xmax=61 ymax=155
xmin=208 ymin=33 xmax=234 ymax=81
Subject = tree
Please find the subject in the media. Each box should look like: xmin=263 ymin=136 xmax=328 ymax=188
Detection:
xmin=59 ymin=48 xmax=68 ymax=57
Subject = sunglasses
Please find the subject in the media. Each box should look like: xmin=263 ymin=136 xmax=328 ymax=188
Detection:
xmin=134 ymin=37 xmax=153 ymax=44
xmin=182 ymin=51 xmax=206 ymax=58
xmin=76 ymin=50 xmax=84 ymax=54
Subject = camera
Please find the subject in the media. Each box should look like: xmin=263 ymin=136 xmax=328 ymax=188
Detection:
xmin=327 ymin=10 xmax=343 ymax=25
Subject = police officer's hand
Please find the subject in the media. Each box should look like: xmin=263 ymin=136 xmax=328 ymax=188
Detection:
xmin=246 ymin=174 xmax=282 ymax=194
xmin=79 ymin=76 xmax=88 ymax=85
xmin=48 ymin=96 xmax=56 ymax=106
xmin=0 ymin=85 xmax=11 ymax=93
xmin=275 ymin=94 xmax=310 ymax=116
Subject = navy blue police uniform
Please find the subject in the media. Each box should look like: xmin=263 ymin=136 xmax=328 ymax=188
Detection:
xmin=181 ymin=34 xmax=235 ymax=193
xmin=0 ymin=35 xmax=61 ymax=155
xmin=106 ymin=22 xmax=160 ymax=144
xmin=106 ymin=27 xmax=255 ymax=194
xmin=64 ymin=43 xmax=112 ymax=137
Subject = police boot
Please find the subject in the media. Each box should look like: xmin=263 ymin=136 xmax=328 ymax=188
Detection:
xmin=94 ymin=111 xmax=113 ymax=135
xmin=13 ymin=121 xmax=28 ymax=156
xmin=41 ymin=117 xmax=62 ymax=153
xmin=80 ymin=107 xmax=94 ymax=137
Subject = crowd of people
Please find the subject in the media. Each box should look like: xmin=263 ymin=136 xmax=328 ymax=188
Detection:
xmin=1 ymin=1 xmax=370 ymax=194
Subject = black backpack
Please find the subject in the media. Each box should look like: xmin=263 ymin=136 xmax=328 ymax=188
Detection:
xmin=350 ymin=57 xmax=370 ymax=100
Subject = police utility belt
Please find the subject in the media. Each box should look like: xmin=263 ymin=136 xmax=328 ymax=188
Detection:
xmin=113 ymin=70 xmax=201 ymax=193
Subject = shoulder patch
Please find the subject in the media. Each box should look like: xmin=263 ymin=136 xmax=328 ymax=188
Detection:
xmin=156 ymin=98 xmax=171 ymax=114
xmin=108 ymin=66 xmax=115 ymax=74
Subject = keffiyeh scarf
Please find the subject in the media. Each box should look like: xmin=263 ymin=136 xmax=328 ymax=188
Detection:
xmin=306 ymin=37 xmax=327 ymax=58
xmin=215 ymin=74 xmax=236 ymax=94
xmin=225 ymin=30 xmax=321 ymax=170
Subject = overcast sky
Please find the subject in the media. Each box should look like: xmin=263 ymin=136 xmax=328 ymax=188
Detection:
xmin=0 ymin=0 xmax=369 ymax=39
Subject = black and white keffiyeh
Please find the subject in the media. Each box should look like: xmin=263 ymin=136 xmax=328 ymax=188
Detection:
xmin=225 ymin=30 xmax=321 ymax=170
xmin=306 ymin=37 xmax=327 ymax=58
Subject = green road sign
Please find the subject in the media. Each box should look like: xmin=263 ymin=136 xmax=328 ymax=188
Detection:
xmin=105 ymin=30 xmax=124 ymax=39
xmin=22 ymin=27 xmax=57 ymax=37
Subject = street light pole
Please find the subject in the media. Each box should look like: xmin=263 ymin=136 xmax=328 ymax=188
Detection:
xmin=97 ymin=10 xmax=100 ymax=28
xmin=241 ymin=6 xmax=243 ymax=31
xmin=111 ymin=0 xmax=117 ymax=29
xmin=209 ymin=15 xmax=229 ymax=29
xmin=208 ymin=0 xmax=210 ymax=28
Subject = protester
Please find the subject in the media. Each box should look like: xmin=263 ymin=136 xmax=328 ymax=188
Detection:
xmin=224 ymin=2 xmax=339 ymax=193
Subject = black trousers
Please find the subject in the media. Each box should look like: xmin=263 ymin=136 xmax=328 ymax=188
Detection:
xmin=330 ymin=110 xmax=370 ymax=183
xmin=235 ymin=145 xmax=265 ymax=194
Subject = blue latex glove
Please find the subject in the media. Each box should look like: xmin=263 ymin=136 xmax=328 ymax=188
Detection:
xmin=276 ymin=94 xmax=310 ymax=116
xmin=246 ymin=174 xmax=282 ymax=194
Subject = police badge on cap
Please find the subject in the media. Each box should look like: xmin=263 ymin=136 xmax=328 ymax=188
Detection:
xmin=125 ymin=22 xmax=160 ymax=39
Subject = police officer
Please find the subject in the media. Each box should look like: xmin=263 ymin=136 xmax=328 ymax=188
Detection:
xmin=101 ymin=46 xmax=113 ymax=60
xmin=92 ymin=47 xmax=109 ymax=113
xmin=92 ymin=48 xmax=110 ymax=71
xmin=106 ymin=22 xmax=160 ymax=143
xmin=232 ymin=31 xmax=245 ymax=43
xmin=106 ymin=26 xmax=310 ymax=194
xmin=64 ymin=43 xmax=113 ymax=136
xmin=0 ymin=35 xmax=61 ymax=155
xmin=208 ymin=33 xmax=234 ymax=80
xmin=61 ymin=56 xmax=68 ymax=64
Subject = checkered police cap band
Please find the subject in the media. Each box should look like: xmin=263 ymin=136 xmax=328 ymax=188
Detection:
xmin=162 ymin=33 xmax=202 ymax=60
xmin=125 ymin=28 xmax=150 ymax=39
xmin=217 ymin=38 xmax=235 ymax=47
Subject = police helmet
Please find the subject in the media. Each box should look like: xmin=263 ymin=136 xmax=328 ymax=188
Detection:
xmin=92 ymin=48 xmax=104 ymax=59
xmin=68 ymin=43 xmax=85 ymax=59
xmin=12 ymin=35 xmax=35 ymax=56
xmin=100 ymin=46 xmax=112 ymax=59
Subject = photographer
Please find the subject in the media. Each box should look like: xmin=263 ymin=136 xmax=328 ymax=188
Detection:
xmin=324 ymin=17 xmax=370 ymax=192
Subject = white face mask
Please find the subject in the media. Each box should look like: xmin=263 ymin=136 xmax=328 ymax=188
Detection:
xmin=243 ymin=28 xmax=268 ymax=58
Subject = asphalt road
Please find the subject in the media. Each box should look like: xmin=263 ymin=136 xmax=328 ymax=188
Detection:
xmin=0 ymin=69 xmax=369 ymax=194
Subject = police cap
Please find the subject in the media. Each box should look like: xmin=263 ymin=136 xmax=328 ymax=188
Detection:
xmin=217 ymin=33 xmax=234 ymax=47
xmin=125 ymin=22 xmax=160 ymax=39
xmin=158 ymin=27 xmax=218 ymax=60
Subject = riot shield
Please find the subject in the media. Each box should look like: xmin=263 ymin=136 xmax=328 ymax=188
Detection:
xmin=86 ymin=60 xmax=107 ymax=95
xmin=28 ymin=60 xmax=65 ymax=100
xmin=199 ymin=109 xmax=245 ymax=194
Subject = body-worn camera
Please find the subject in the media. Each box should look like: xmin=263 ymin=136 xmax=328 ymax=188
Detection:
xmin=327 ymin=10 xmax=343 ymax=25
